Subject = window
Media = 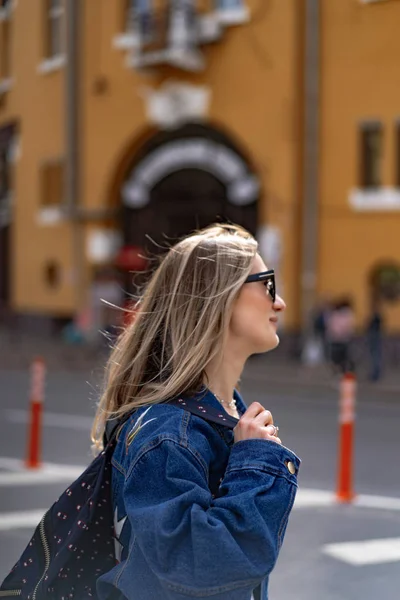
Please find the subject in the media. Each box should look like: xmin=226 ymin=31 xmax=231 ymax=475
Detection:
xmin=396 ymin=122 xmax=400 ymax=187
xmin=123 ymin=0 xmax=135 ymax=33
xmin=124 ymin=0 xmax=154 ymax=44
xmin=40 ymin=159 xmax=65 ymax=207
xmin=0 ymin=145 xmax=10 ymax=201
xmin=44 ymin=0 xmax=64 ymax=59
xmin=0 ymin=124 xmax=15 ymax=229
xmin=0 ymin=9 xmax=11 ymax=81
xmin=360 ymin=123 xmax=383 ymax=188
xmin=44 ymin=261 xmax=61 ymax=289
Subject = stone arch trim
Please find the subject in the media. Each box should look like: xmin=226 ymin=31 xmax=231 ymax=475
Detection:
xmin=122 ymin=137 xmax=259 ymax=208
xmin=108 ymin=122 xmax=261 ymax=209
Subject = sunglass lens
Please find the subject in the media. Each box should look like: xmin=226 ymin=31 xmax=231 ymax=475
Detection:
xmin=265 ymin=278 xmax=275 ymax=302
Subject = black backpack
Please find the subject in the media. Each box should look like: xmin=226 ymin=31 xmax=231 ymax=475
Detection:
xmin=0 ymin=399 xmax=238 ymax=599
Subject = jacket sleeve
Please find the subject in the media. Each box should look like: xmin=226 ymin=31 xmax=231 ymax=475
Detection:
xmin=122 ymin=436 xmax=300 ymax=598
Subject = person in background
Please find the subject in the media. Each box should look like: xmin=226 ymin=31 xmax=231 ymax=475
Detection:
xmin=326 ymin=297 xmax=356 ymax=374
xmin=366 ymin=296 xmax=384 ymax=382
xmin=312 ymin=296 xmax=332 ymax=363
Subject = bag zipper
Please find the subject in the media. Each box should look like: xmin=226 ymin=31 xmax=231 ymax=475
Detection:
xmin=0 ymin=592 xmax=22 ymax=597
xmin=32 ymin=512 xmax=51 ymax=600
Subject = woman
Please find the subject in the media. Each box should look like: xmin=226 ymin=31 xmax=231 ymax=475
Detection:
xmin=93 ymin=223 xmax=300 ymax=600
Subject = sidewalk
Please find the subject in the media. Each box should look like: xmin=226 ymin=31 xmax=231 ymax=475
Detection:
xmin=1 ymin=329 xmax=400 ymax=394
xmin=244 ymin=351 xmax=400 ymax=395
xmin=0 ymin=329 xmax=107 ymax=372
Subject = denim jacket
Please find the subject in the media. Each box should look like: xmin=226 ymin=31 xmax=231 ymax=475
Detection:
xmin=97 ymin=389 xmax=300 ymax=600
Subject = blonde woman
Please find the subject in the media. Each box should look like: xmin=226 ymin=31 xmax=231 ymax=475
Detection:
xmin=94 ymin=224 xmax=300 ymax=600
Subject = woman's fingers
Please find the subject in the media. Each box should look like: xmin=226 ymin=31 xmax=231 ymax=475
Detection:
xmin=241 ymin=402 xmax=267 ymax=419
xmin=234 ymin=402 xmax=281 ymax=444
xmin=253 ymin=409 xmax=274 ymax=428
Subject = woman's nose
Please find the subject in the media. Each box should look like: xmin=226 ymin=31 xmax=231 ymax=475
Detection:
xmin=273 ymin=294 xmax=286 ymax=312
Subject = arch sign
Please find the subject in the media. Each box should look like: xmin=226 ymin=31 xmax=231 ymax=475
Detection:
xmin=122 ymin=138 xmax=260 ymax=208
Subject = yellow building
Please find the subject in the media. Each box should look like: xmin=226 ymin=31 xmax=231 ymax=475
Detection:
xmin=1 ymin=0 xmax=400 ymax=335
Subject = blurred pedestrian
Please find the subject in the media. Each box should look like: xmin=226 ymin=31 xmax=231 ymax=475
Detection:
xmin=326 ymin=297 xmax=356 ymax=374
xmin=92 ymin=223 xmax=300 ymax=600
xmin=366 ymin=296 xmax=384 ymax=382
xmin=312 ymin=296 xmax=332 ymax=362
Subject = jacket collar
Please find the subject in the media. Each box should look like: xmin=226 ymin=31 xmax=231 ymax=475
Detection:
xmin=172 ymin=386 xmax=245 ymax=430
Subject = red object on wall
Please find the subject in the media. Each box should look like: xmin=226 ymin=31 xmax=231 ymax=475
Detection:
xmin=115 ymin=246 xmax=148 ymax=271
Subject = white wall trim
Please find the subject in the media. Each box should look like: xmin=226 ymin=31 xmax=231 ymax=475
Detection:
xmin=216 ymin=5 xmax=250 ymax=25
xmin=360 ymin=0 xmax=391 ymax=4
xmin=197 ymin=12 xmax=222 ymax=43
xmin=112 ymin=33 xmax=137 ymax=50
xmin=349 ymin=187 xmax=400 ymax=211
xmin=36 ymin=206 xmax=66 ymax=226
xmin=37 ymin=54 xmax=66 ymax=75
xmin=140 ymin=81 xmax=211 ymax=129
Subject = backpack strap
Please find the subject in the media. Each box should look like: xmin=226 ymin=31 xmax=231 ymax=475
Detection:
xmin=103 ymin=397 xmax=239 ymax=447
xmin=103 ymin=411 xmax=136 ymax=447
xmin=167 ymin=397 xmax=239 ymax=430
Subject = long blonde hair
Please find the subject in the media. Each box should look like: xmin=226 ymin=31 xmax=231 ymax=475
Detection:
xmin=91 ymin=223 xmax=258 ymax=450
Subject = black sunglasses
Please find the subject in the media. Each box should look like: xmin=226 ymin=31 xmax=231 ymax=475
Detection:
xmin=244 ymin=269 xmax=276 ymax=303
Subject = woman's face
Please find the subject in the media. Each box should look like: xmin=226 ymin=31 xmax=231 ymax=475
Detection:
xmin=229 ymin=254 xmax=286 ymax=356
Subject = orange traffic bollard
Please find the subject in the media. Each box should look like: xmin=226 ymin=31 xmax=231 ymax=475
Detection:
xmin=336 ymin=372 xmax=357 ymax=503
xmin=25 ymin=357 xmax=46 ymax=470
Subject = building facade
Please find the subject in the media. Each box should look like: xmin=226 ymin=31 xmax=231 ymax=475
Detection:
xmin=1 ymin=0 xmax=400 ymax=334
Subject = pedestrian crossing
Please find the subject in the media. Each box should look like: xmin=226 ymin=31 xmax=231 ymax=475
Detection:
xmin=322 ymin=538 xmax=400 ymax=566
xmin=0 ymin=457 xmax=400 ymax=568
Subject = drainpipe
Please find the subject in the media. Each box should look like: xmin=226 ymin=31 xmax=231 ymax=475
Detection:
xmin=301 ymin=0 xmax=320 ymax=333
xmin=65 ymin=0 xmax=84 ymax=313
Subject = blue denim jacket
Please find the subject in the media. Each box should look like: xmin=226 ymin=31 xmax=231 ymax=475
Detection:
xmin=97 ymin=389 xmax=300 ymax=600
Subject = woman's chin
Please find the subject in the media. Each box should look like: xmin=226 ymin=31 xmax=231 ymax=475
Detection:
xmin=269 ymin=334 xmax=280 ymax=351
xmin=253 ymin=334 xmax=280 ymax=355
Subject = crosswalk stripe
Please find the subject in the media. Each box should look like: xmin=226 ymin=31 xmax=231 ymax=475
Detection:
xmin=294 ymin=488 xmax=400 ymax=512
xmin=322 ymin=538 xmax=400 ymax=566
xmin=0 ymin=510 xmax=46 ymax=531
xmin=0 ymin=457 xmax=85 ymax=486
xmin=4 ymin=409 xmax=93 ymax=430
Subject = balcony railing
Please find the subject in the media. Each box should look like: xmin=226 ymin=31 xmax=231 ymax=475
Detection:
xmin=123 ymin=0 xmax=250 ymax=72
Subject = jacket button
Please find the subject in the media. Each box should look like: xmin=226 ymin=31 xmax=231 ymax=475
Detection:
xmin=286 ymin=461 xmax=296 ymax=475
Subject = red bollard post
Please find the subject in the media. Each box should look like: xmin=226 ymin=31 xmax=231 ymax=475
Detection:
xmin=25 ymin=357 xmax=46 ymax=470
xmin=336 ymin=372 xmax=356 ymax=503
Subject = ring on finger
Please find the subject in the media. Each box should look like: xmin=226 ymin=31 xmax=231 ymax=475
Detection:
xmin=268 ymin=425 xmax=279 ymax=437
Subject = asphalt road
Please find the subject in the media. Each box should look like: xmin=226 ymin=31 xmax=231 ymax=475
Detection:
xmin=0 ymin=358 xmax=399 ymax=599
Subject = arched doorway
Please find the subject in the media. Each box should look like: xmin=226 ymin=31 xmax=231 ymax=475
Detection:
xmin=111 ymin=123 xmax=260 ymax=299
xmin=118 ymin=122 xmax=260 ymax=249
xmin=368 ymin=261 xmax=400 ymax=302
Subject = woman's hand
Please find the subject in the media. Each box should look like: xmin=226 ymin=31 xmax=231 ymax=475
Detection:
xmin=234 ymin=402 xmax=282 ymax=445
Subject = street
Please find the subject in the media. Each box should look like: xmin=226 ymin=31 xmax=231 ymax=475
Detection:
xmin=0 ymin=356 xmax=400 ymax=599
